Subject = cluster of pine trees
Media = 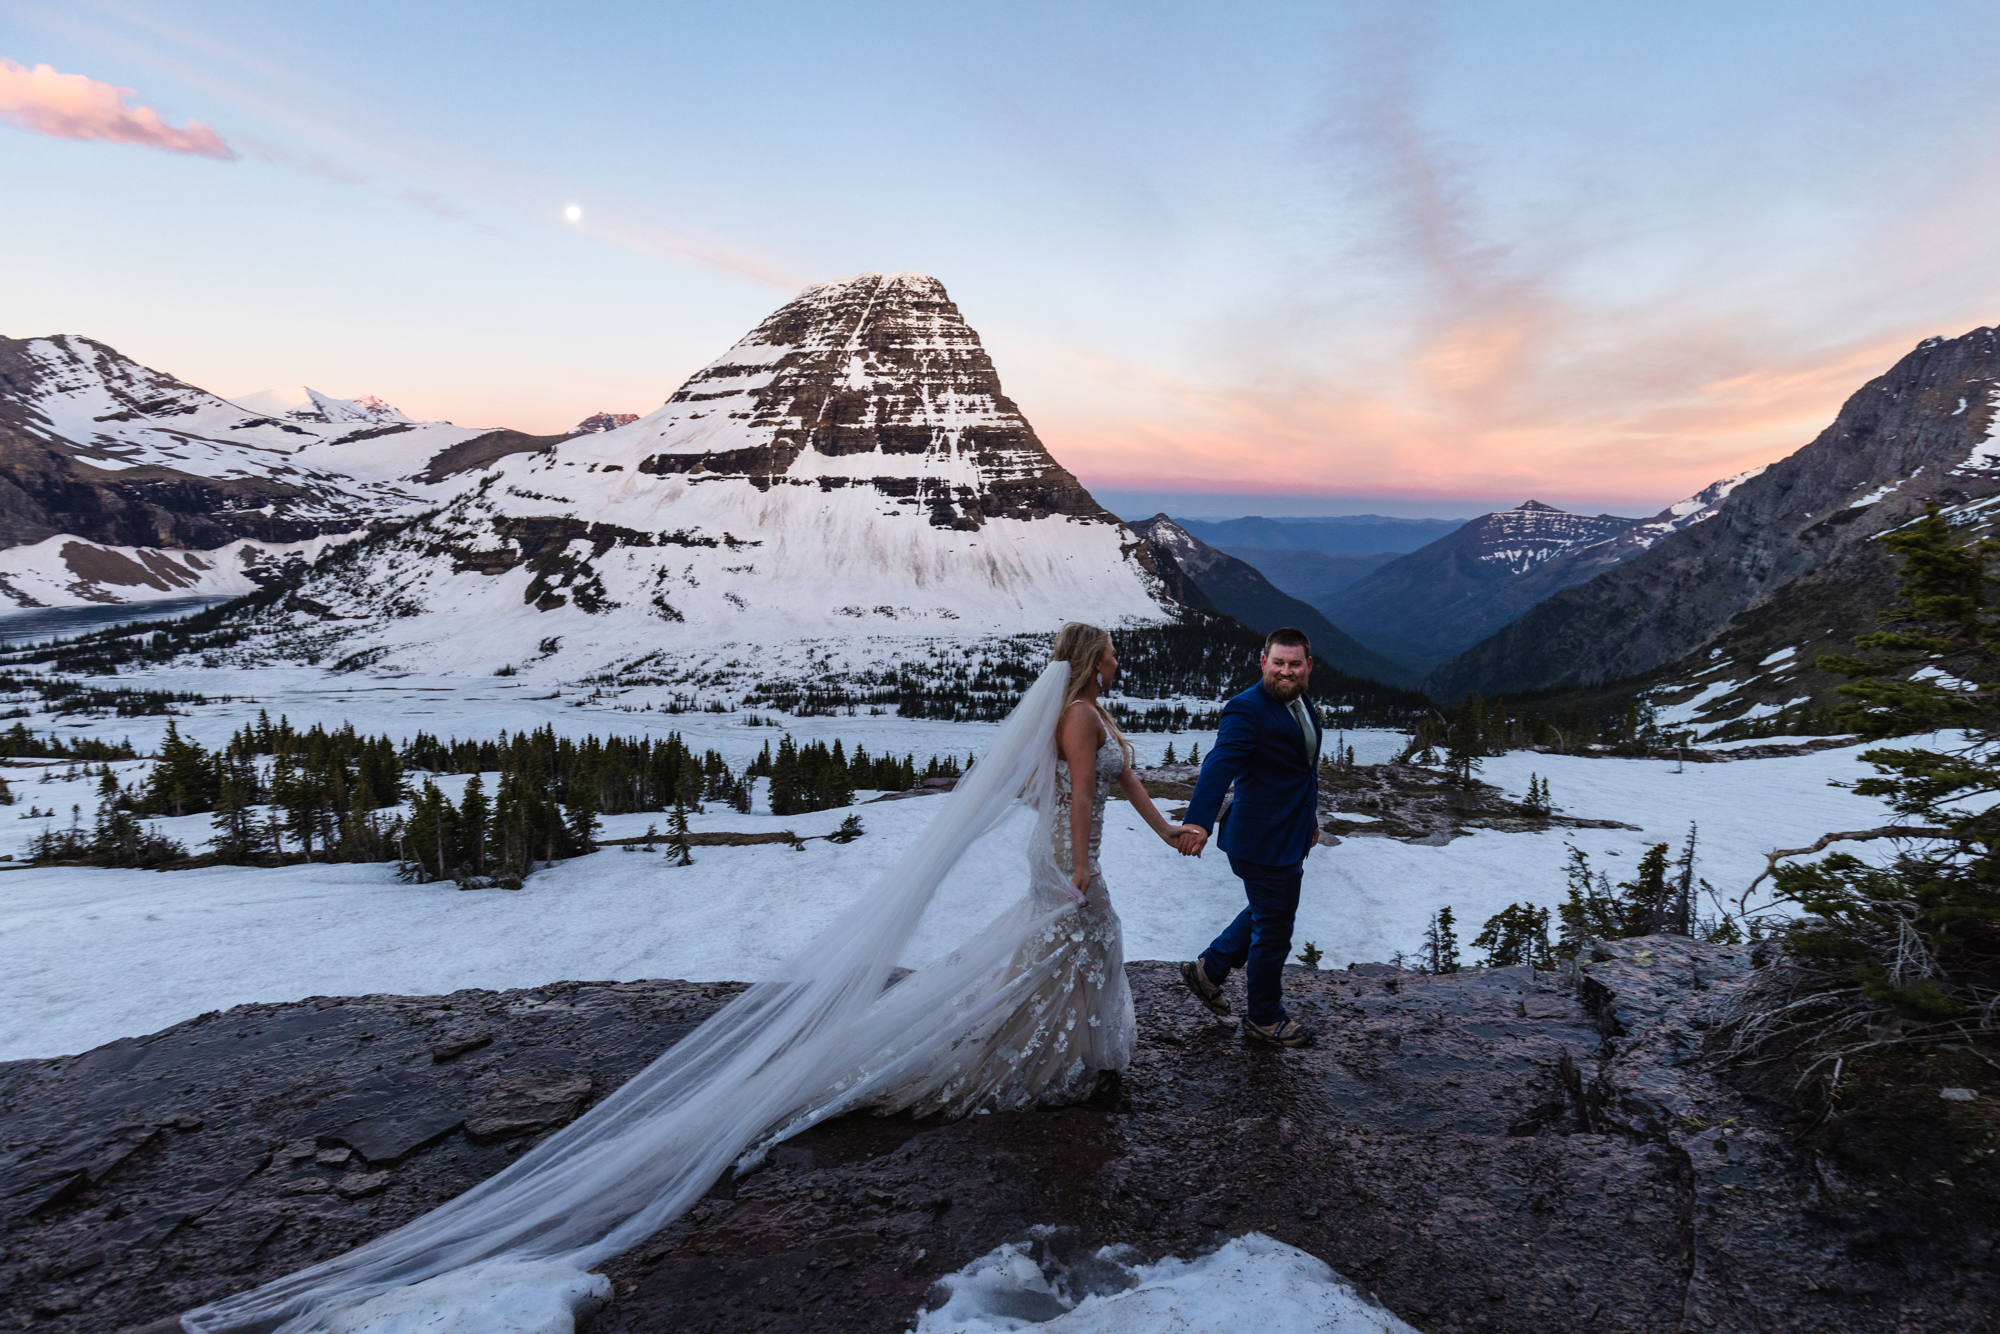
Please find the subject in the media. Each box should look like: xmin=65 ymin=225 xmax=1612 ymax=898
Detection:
xmin=0 ymin=724 xmax=138 ymax=761
xmin=746 ymin=736 xmax=960 ymax=815
xmin=26 ymin=708 xmax=981 ymax=880
xmin=1398 ymin=824 xmax=1740 ymax=975
xmin=1417 ymin=694 xmax=1695 ymax=765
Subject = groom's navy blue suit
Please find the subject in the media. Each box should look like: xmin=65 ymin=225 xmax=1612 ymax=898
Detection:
xmin=1185 ymin=681 xmax=1322 ymax=1027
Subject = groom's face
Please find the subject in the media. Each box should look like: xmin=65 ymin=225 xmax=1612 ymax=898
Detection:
xmin=1261 ymin=644 xmax=1311 ymax=701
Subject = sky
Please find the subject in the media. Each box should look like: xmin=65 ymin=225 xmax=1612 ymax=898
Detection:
xmin=6 ymin=1 xmax=2000 ymax=519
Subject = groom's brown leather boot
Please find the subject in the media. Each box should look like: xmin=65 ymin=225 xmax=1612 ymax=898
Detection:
xmin=1242 ymin=1017 xmax=1315 ymax=1048
xmin=1181 ymin=959 xmax=1230 ymax=1016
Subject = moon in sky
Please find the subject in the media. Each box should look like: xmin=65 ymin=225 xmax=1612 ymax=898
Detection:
xmin=564 ymin=204 xmax=582 ymax=222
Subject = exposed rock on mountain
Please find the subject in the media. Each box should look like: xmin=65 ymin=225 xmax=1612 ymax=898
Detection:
xmin=223 ymin=273 xmax=1182 ymax=678
xmin=1129 ymin=516 xmax=1417 ymax=687
xmin=1426 ymin=327 xmax=2000 ymax=703
xmin=1320 ymin=502 xmax=1638 ymax=673
xmin=6 ymin=948 xmax=1986 ymax=1334
xmin=0 ymin=337 xmax=499 ymax=607
xmin=572 ymin=412 xmax=638 ymax=434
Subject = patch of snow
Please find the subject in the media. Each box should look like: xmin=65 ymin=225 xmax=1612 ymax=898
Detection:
xmin=1653 ymin=679 xmax=1739 ymax=725
xmin=1848 ymin=483 xmax=1896 ymax=509
xmin=1759 ymin=647 xmax=1797 ymax=667
xmin=916 ymin=1230 xmax=1416 ymax=1334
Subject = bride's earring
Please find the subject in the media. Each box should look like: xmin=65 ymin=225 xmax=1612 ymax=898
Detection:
xmin=1095 ymin=672 xmax=1104 ymax=688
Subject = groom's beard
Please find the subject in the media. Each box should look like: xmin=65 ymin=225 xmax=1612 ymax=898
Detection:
xmin=1263 ymin=675 xmax=1306 ymax=702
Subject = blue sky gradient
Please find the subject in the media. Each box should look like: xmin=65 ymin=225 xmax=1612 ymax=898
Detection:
xmin=7 ymin=0 xmax=2000 ymax=516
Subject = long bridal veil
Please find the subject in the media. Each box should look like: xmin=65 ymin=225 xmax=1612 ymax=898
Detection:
xmin=183 ymin=660 xmax=1079 ymax=1334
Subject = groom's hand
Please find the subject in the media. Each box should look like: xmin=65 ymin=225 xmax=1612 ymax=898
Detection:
xmin=1176 ymin=824 xmax=1209 ymax=857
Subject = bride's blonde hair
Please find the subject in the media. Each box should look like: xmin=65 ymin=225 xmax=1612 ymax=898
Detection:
xmin=1052 ymin=621 xmax=1135 ymax=769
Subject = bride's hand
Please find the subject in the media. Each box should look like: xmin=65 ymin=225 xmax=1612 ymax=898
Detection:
xmin=1067 ymin=863 xmax=1090 ymax=905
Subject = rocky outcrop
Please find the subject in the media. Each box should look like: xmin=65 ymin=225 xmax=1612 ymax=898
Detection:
xmin=1129 ymin=515 xmax=1418 ymax=687
xmin=1425 ymin=329 xmax=2000 ymax=702
xmin=411 ymin=429 xmax=567 ymax=485
xmin=4 ymin=945 xmax=1986 ymax=1334
xmin=1321 ymin=502 xmax=1639 ymax=674
xmin=0 ymin=423 xmax=351 ymax=549
xmin=626 ymin=272 xmax=1112 ymax=531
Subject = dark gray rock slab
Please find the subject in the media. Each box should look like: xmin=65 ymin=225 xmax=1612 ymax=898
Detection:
xmin=0 ymin=949 xmax=1990 ymax=1334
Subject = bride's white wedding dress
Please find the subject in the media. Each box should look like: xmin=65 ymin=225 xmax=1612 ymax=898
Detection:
xmin=182 ymin=661 xmax=1133 ymax=1334
xmin=868 ymin=728 xmax=1134 ymax=1120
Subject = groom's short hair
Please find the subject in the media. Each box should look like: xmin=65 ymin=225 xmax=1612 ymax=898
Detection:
xmin=1263 ymin=627 xmax=1311 ymax=658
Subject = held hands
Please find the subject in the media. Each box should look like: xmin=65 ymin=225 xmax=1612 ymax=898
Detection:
xmin=1171 ymin=824 xmax=1209 ymax=858
xmin=1067 ymin=862 xmax=1091 ymax=906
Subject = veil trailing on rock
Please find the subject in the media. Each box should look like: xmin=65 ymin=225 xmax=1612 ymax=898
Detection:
xmin=183 ymin=660 xmax=1079 ymax=1334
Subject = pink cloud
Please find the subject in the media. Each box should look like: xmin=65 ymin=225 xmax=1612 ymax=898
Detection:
xmin=0 ymin=58 xmax=233 ymax=159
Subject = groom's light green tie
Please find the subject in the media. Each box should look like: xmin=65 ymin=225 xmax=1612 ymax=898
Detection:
xmin=1289 ymin=697 xmax=1316 ymax=756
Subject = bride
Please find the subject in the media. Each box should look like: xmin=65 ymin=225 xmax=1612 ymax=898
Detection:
xmin=183 ymin=622 xmax=1194 ymax=1333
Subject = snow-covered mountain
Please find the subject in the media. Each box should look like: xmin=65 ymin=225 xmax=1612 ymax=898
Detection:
xmin=0 ymin=336 xmax=541 ymax=607
xmin=220 ymin=272 xmax=1183 ymax=680
xmin=227 ymin=386 xmax=414 ymax=426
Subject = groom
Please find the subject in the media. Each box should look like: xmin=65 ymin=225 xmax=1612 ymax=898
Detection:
xmin=1176 ymin=627 xmax=1322 ymax=1049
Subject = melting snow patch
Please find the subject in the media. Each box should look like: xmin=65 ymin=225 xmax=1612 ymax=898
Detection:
xmin=915 ymin=1230 xmax=1417 ymax=1334
xmin=1655 ymin=679 xmax=1739 ymax=726
xmin=1848 ymin=483 xmax=1896 ymax=510
xmin=1759 ymin=647 xmax=1797 ymax=667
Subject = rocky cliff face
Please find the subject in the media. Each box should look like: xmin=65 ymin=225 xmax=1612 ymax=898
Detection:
xmin=0 ymin=337 xmax=531 ymax=607
xmin=1128 ymin=515 xmax=1417 ymax=687
xmin=1320 ymin=502 xmax=1639 ymax=672
xmin=625 ymin=272 xmax=1113 ymax=530
xmin=5 ymin=946 xmax=1987 ymax=1334
xmin=221 ymin=273 xmax=1181 ymax=679
xmin=1425 ymin=327 xmax=2000 ymax=703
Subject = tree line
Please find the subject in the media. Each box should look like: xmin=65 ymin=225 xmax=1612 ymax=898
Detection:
xmin=26 ymin=714 xmax=968 ymax=883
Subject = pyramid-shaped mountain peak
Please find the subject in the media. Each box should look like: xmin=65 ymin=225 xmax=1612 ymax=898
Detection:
xmin=593 ymin=271 xmax=1106 ymax=531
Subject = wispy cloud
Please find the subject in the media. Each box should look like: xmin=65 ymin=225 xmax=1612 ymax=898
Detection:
xmin=0 ymin=57 xmax=233 ymax=158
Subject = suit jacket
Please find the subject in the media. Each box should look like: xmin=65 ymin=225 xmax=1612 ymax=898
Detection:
xmin=1186 ymin=682 xmax=1322 ymax=866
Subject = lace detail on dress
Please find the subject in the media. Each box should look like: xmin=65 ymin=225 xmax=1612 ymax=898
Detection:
xmin=868 ymin=732 xmax=1135 ymax=1121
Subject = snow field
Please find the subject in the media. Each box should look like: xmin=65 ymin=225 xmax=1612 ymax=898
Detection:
xmin=0 ymin=731 xmax=1898 ymax=1061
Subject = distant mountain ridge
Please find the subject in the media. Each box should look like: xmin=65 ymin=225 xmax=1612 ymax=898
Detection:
xmin=1128 ymin=516 xmax=1417 ymax=687
xmin=1168 ymin=514 xmax=1464 ymax=555
xmin=1425 ymin=326 xmax=2000 ymax=703
xmin=1317 ymin=501 xmax=1639 ymax=672
xmin=1214 ymin=547 xmax=1399 ymax=606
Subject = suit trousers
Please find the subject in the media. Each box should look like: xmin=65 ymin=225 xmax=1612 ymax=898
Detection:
xmin=1200 ymin=855 xmax=1303 ymax=1027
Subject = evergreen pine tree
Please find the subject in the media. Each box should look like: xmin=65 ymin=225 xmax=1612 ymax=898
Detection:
xmin=459 ymin=775 xmax=490 ymax=876
xmin=666 ymin=794 xmax=694 ymax=867
xmin=1421 ymin=906 xmax=1461 ymax=974
xmin=1619 ymin=842 xmax=1673 ymax=935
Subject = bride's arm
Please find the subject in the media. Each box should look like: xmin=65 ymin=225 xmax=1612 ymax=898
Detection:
xmin=1117 ymin=766 xmax=1190 ymax=847
xmin=1057 ymin=703 xmax=1100 ymax=903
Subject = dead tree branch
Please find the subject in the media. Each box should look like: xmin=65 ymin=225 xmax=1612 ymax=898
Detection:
xmin=1741 ymin=826 xmax=1952 ymax=904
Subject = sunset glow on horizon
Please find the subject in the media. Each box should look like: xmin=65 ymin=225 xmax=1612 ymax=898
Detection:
xmin=7 ymin=1 xmax=2000 ymax=517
